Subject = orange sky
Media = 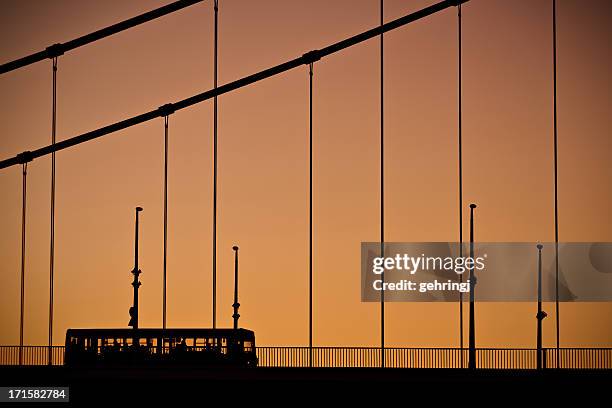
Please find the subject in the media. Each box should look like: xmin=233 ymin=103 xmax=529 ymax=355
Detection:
xmin=0 ymin=0 xmax=611 ymax=348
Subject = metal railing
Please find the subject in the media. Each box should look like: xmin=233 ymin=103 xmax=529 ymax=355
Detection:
xmin=256 ymin=347 xmax=612 ymax=369
xmin=1 ymin=346 xmax=611 ymax=369
xmin=0 ymin=346 xmax=64 ymax=366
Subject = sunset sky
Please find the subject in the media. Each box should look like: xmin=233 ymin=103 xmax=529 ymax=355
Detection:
xmin=0 ymin=0 xmax=610 ymax=348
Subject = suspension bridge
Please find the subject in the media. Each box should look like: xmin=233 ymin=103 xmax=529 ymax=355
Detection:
xmin=0 ymin=0 xmax=610 ymax=374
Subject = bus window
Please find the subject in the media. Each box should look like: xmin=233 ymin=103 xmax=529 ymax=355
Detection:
xmin=195 ymin=338 xmax=206 ymax=349
xmin=146 ymin=338 xmax=156 ymax=350
xmin=162 ymin=338 xmax=172 ymax=353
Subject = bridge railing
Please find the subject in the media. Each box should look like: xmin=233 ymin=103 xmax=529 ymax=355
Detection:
xmin=0 ymin=346 xmax=64 ymax=366
xmin=1 ymin=346 xmax=611 ymax=369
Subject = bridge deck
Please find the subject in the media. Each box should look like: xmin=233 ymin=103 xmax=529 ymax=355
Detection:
xmin=0 ymin=365 xmax=609 ymax=403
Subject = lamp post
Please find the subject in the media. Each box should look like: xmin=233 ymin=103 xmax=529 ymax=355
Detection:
xmin=232 ymin=245 xmax=240 ymax=330
xmin=536 ymin=244 xmax=547 ymax=369
xmin=129 ymin=207 xmax=143 ymax=329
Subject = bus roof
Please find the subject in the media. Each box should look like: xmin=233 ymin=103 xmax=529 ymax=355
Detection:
xmin=66 ymin=328 xmax=254 ymax=338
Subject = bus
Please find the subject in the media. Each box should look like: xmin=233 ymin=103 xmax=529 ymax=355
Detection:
xmin=64 ymin=328 xmax=257 ymax=367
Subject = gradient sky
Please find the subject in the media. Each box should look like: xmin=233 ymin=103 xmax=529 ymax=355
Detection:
xmin=0 ymin=0 xmax=610 ymax=348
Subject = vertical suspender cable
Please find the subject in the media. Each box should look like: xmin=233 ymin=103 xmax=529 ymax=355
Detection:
xmin=379 ymin=0 xmax=385 ymax=368
xmin=308 ymin=62 xmax=314 ymax=367
xmin=48 ymin=56 xmax=58 ymax=365
xmin=552 ymin=0 xmax=560 ymax=367
xmin=19 ymin=163 xmax=28 ymax=365
xmin=212 ymin=0 xmax=219 ymax=330
xmin=457 ymin=3 xmax=464 ymax=368
xmin=468 ymin=203 xmax=476 ymax=369
xmin=163 ymin=115 xmax=169 ymax=329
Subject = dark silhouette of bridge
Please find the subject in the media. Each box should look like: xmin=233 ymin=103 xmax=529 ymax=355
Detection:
xmin=0 ymin=0 xmax=608 ymax=379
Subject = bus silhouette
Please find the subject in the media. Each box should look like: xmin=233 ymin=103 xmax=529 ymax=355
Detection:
xmin=64 ymin=328 xmax=257 ymax=367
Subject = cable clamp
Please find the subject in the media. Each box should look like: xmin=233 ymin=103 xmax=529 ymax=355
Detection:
xmin=302 ymin=50 xmax=321 ymax=65
xmin=45 ymin=43 xmax=65 ymax=59
xmin=158 ymin=103 xmax=176 ymax=117
xmin=16 ymin=151 xmax=33 ymax=164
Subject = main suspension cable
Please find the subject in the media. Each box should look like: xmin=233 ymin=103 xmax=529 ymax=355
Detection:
xmin=1 ymin=0 xmax=467 ymax=171
xmin=0 ymin=0 xmax=204 ymax=75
